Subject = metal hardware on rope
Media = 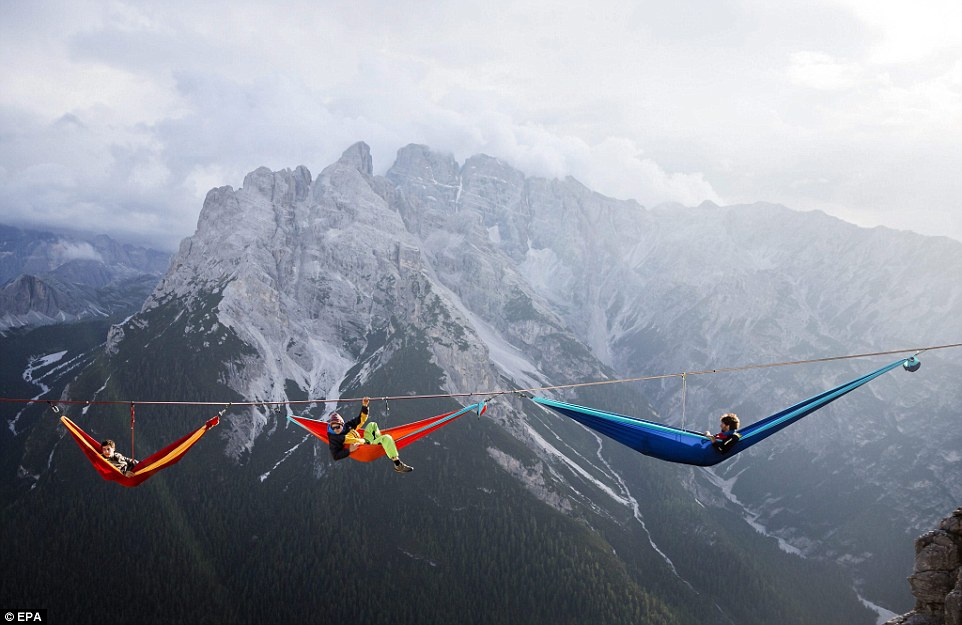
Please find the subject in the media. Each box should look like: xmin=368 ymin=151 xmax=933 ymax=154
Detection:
xmin=681 ymin=373 xmax=688 ymax=430
xmin=473 ymin=394 xmax=493 ymax=416
xmin=129 ymin=403 xmax=136 ymax=459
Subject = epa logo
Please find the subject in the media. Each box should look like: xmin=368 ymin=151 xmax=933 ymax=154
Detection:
xmin=3 ymin=612 xmax=46 ymax=622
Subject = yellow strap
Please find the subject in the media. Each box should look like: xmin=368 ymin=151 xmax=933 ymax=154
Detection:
xmin=144 ymin=426 xmax=208 ymax=473
xmin=61 ymin=417 xmax=125 ymax=475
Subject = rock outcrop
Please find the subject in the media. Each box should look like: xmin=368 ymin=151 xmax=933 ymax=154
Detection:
xmin=887 ymin=508 xmax=962 ymax=625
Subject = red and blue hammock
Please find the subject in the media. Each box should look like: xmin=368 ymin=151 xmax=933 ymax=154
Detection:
xmin=289 ymin=402 xmax=486 ymax=461
xmin=533 ymin=357 xmax=920 ymax=467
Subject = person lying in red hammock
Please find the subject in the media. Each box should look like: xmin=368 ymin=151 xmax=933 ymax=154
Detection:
xmin=100 ymin=439 xmax=139 ymax=477
xmin=327 ymin=397 xmax=413 ymax=473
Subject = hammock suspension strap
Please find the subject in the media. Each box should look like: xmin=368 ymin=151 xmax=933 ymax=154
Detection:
xmin=680 ymin=373 xmax=688 ymax=430
xmin=130 ymin=403 xmax=136 ymax=459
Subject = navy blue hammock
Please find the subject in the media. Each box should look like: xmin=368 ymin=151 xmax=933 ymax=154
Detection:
xmin=532 ymin=357 xmax=921 ymax=467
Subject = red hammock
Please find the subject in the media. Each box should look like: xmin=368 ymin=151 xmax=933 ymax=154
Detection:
xmin=289 ymin=402 xmax=485 ymax=462
xmin=60 ymin=415 xmax=219 ymax=487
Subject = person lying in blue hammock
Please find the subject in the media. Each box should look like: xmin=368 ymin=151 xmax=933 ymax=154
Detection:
xmin=704 ymin=413 xmax=741 ymax=453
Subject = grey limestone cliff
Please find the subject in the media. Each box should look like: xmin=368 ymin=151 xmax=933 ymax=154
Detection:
xmin=887 ymin=508 xmax=962 ymax=625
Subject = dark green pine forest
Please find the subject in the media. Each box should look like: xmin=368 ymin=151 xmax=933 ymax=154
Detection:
xmin=1 ymin=303 xmax=878 ymax=625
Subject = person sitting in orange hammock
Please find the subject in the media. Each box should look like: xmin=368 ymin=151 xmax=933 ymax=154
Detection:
xmin=328 ymin=397 xmax=413 ymax=473
xmin=100 ymin=439 xmax=139 ymax=477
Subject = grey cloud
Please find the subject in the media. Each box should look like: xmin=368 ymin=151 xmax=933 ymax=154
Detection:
xmin=1 ymin=0 xmax=959 ymax=249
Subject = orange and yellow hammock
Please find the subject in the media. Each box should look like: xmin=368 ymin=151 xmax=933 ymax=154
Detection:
xmin=289 ymin=402 xmax=486 ymax=461
xmin=60 ymin=415 xmax=219 ymax=487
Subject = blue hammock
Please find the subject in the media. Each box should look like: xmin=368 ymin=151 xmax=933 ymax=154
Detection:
xmin=532 ymin=357 xmax=920 ymax=467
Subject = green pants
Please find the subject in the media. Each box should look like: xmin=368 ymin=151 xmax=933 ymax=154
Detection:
xmin=363 ymin=421 xmax=399 ymax=460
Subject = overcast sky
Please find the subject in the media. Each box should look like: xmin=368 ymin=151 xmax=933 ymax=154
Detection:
xmin=1 ymin=0 xmax=960 ymax=250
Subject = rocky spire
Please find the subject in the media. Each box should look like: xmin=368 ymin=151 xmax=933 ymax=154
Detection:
xmin=338 ymin=141 xmax=373 ymax=176
xmin=886 ymin=508 xmax=962 ymax=625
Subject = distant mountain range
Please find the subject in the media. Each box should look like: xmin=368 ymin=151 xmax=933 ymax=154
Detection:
xmin=2 ymin=142 xmax=960 ymax=625
xmin=0 ymin=224 xmax=170 ymax=334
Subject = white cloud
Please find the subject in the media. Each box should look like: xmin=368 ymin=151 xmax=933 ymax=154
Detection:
xmin=827 ymin=0 xmax=962 ymax=64
xmin=788 ymin=52 xmax=866 ymax=91
xmin=0 ymin=0 xmax=959 ymax=248
xmin=52 ymin=241 xmax=104 ymax=263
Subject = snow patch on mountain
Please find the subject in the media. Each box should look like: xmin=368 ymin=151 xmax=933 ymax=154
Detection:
xmin=260 ymin=435 xmax=312 ymax=482
xmin=702 ymin=464 xmax=803 ymax=556
xmin=8 ymin=350 xmax=69 ymax=434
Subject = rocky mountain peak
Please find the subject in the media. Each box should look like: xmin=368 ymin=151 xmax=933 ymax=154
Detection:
xmin=338 ymin=141 xmax=373 ymax=176
xmin=0 ymin=274 xmax=63 ymax=318
xmin=240 ymin=165 xmax=312 ymax=204
xmin=133 ymin=151 xmax=505 ymax=455
xmin=886 ymin=507 xmax=962 ymax=625
xmin=390 ymin=143 xmax=460 ymax=187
